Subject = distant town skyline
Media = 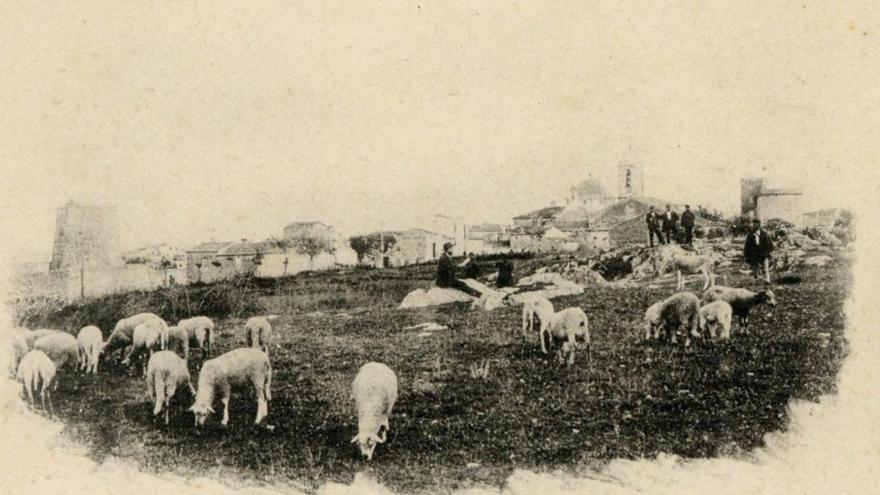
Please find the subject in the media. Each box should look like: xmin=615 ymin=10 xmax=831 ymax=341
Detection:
xmin=1 ymin=2 xmax=869 ymax=264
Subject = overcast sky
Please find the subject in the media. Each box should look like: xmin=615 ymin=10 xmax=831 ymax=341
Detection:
xmin=1 ymin=1 xmax=877 ymax=263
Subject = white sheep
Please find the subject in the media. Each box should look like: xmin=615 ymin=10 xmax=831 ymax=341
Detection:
xmin=656 ymin=292 xmax=702 ymax=347
xmin=166 ymin=326 xmax=190 ymax=360
xmin=539 ymin=307 xmax=591 ymax=366
xmin=121 ymin=318 xmax=169 ymax=375
xmin=698 ymin=300 xmax=734 ymax=340
xmin=25 ymin=329 xmax=59 ymax=349
xmin=177 ymin=316 xmax=214 ymax=359
xmin=520 ymin=296 xmax=554 ymax=338
xmin=33 ymin=332 xmax=79 ymax=371
xmin=350 ymin=362 xmax=398 ymax=460
xmin=2 ymin=329 xmax=29 ymax=376
xmin=672 ymin=253 xmax=717 ymax=291
xmin=16 ymin=350 xmax=57 ymax=413
xmin=190 ymin=347 xmax=272 ymax=427
xmin=244 ymin=316 xmax=273 ymax=355
xmin=702 ymin=286 xmax=777 ymax=334
xmin=146 ymin=351 xmax=196 ymax=425
xmin=103 ymin=312 xmax=162 ymax=360
xmin=643 ymin=301 xmax=664 ymax=341
xmin=76 ymin=325 xmax=103 ymax=374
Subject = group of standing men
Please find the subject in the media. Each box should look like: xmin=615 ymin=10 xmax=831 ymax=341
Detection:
xmin=645 ymin=204 xmax=696 ymax=247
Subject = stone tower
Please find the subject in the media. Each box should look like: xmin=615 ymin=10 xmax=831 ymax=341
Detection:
xmin=49 ymin=201 xmax=122 ymax=271
xmin=617 ymin=161 xmax=644 ymax=198
xmin=740 ymin=177 xmax=765 ymax=215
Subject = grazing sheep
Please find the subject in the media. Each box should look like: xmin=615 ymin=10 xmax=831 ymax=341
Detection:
xmin=521 ymin=296 xmax=554 ymax=338
xmin=702 ymin=286 xmax=777 ymax=334
xmin=190 ymin=348 xmax=272 ymax=427
xmin=540 ymin=307 xmax=591 ymax=366
xmin=656 ymin=292 xmax=702 ymax=347
xmin=16 ymin=350 xmax=57 ymax=413
xmin=76 ymin=325 xmax=103 ymax=374
xmin=3 ymin=336 xmax=27 ymax=378
xmin=122 ymin=318 xmax=169 ymax=376
xmin=103 ymin=313 xmax=162 ymax=360
xmin=699 ymin=301 xmax=734 ymax=340
xmin=672 ymin=253 xmax=717 ymax=291
xmin=33 ymin=332 xmax=79 ymax=371
xmin=643 ymin=301 xmax=664 ymax=341
xmin=25 ymin=329 xmax=59 ymax=349
xmin=244 ymin=316 xmax=273 ymax=355
xmin=350 ymin=362 xmax=398 ymax=461
xmin=146 ymin=351 xmax=196 ymax=425
xmin=166 ymin=326 xmax=190 ymax=360
xmin=177 ymin=316 xmax=214 ymax=359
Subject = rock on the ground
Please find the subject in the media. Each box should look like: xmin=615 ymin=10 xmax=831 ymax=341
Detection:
xmin=399 ymin=287 xmax=476 ymax=309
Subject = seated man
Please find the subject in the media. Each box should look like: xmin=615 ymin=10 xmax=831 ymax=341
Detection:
xmin=436 ymin=242 xmax=482 ymax=297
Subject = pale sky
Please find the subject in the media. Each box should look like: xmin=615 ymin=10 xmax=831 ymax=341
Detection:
xmin=1 ymin=1 xmax=877 ymax=263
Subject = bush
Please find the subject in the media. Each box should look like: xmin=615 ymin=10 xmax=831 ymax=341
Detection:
xmin=728 ymin=215 xmax=754 ymax=237
xmin=593 ymin=255 xmax=632 ymax=280
xmin=764 ymin=218 xmax=795 ymax=238
xmin=706 ymin=226 xmax=726 ymax=239
xmin=693 ymin=225 xmax=705 ymax=239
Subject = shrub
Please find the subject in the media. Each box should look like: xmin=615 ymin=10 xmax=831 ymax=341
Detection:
xmin=764 ymin=218 xmax=795 ymax=238
xmin=728 ymin=215 xmax=754 ymax=237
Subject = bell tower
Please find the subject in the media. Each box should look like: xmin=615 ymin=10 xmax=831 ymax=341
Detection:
xmin=617 ymin=161 xmax=644 ymax=198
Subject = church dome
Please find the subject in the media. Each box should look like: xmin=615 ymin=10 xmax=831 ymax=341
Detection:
xmin=572 ymin=176 xmax=607 ymax=197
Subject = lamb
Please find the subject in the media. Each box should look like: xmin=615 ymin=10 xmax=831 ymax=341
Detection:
xmin=671 ymin=253 xmax=717 ymax=291
xmin=166 ymin=326 xmax=190 ymax=360
xmin=33 ymin=332 xmax=79 ymax=371
xmin=350 ymin=362 xmax=398 ymax=461
xmin=190 ymin=348 xmax=272 ymax=427
xmin=177 ymin=316 xmax=214 ymax=359
xmin=698 ymin=300 xmax=734 ymax=340
xmin=520 ymin=296 xmax=554 ymax=338
xmin=16 ymin=350 xmax=57 ymax=413
xmin=121 ymin=318 xmax=170 ymax=376
xmin=656 ymin=292 xmax=702 ymax=347
xmin=146 ymin=351 xmax=196 ymax=425
xmin=539 ymin=307 xmax=591 ymax=366
xmin=244 ymin=316 xmax=273 ymax=355
xmin=103 ymin=312 xmax=162 ymax=360
xmin=643 ymin=301 xmax=664 ymax=341
xmin=76 ymin=325 xmax=103 ymax=374
xmin=702 ymin=286 xmax=777 ymax=334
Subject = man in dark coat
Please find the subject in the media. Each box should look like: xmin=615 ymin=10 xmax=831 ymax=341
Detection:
xmin=645 ymin=206 xmax=664 ymax=247
xmin=680 ymin=204 xmax=696 ymax=245
xmin=662 ymin=204 xmax=679 ymax=244
xmin=744 ymin=219 xmax=774 ymax=283
xmin=436 ymin=242 xmax=482 ymax=297
xmin=495 ymin=259 xmax=515 ymax=288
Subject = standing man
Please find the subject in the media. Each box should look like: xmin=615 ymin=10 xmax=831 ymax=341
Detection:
xmin=645 ymin=206 xmax=664 ymax=247
xmin=436 ymin=242 xmax=482 ymax=297
xmin=744 ymin=219 xmax=774 ymax=283
xmin=681 ymin=204 xmax=696 ymax=245
xmin=662 ymin=204 xmax=679 ymax=244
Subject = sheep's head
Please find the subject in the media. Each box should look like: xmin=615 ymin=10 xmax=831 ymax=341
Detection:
xmin=189 ymin=403 xmax=214 ymax=426
xmin=759 ymin=289 xmax=777 ymax=307
xmin=351 ymin=431 xmax=385 ymax=460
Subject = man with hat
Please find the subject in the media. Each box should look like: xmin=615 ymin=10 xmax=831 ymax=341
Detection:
xmin=436 ymin=241 xmax=482 ymax=297
xmin=744 ymin=219 xmax=774 ymax=283
xmin=645 ymin=206 xmax=664 ymax=247
xmin=680 ymin=204 xmax=696 ymax=245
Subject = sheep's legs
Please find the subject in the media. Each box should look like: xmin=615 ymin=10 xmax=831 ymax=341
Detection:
xmin=220 ymin=387 xmax=231 ymax=426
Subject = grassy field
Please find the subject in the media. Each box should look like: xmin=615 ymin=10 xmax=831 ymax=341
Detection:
xmin=16 ymin=255 xmax=848 ymax=493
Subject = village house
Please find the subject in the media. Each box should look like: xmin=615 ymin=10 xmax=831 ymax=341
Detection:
xmin=185 ymin=241 xmax=233 ymax=284
xmin=367 ymin=228 xmax=452 ymax=267
xmin=463 ymin=223 xmax=511 ymax=255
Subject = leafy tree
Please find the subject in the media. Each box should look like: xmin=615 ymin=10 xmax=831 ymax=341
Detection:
xmin=348 ymin=233 xmax=397 ymax=264
xmin=290 ymin=234 xmax=336 ymax=269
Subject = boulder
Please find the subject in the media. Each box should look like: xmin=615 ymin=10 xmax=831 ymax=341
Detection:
xmin=399 ymin=288 xmax=476 ymax=309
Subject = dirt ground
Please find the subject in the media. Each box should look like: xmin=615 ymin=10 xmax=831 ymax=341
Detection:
xmin=22 ymin=257 xmax=848 ymax=493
